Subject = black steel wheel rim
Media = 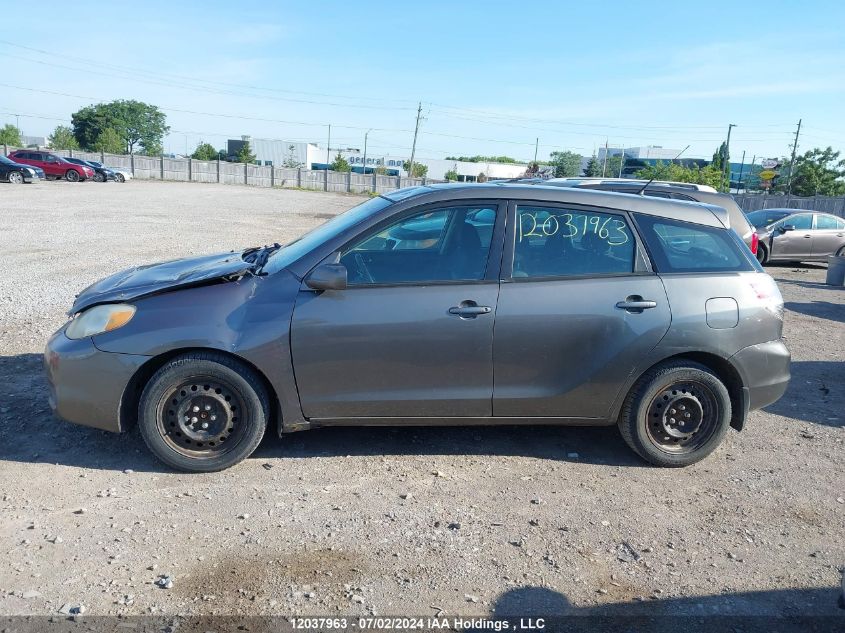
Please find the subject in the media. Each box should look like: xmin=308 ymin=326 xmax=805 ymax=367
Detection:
xmin=645 ymin=380 xmax=720 ymax=454
xmin=156 ymin=377 xmax=248 ymax=458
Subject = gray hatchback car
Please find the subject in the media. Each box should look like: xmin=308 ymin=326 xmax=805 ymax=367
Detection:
xmin=45 ymin=184 xmax=790 ymax=472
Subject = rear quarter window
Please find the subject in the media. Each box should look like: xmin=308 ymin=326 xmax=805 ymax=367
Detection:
xmin=634 ymin=214 xmax=758 ymax=273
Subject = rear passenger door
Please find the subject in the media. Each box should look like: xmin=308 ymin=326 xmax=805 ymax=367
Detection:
xmin=492 ymin=203 xmax=671 ymax=419
xmin=812 ymin=214 xmax=845 ymax=257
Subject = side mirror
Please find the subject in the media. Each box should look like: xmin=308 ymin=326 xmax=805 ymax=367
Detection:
xmin=305 ymin=263 xmax=347 ymax=291
xmin=779 ymin=224 xmax=795 ymax=233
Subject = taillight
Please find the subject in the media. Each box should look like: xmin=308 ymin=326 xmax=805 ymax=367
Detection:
xmin=750 ymin=232 xmax=758 ymax=255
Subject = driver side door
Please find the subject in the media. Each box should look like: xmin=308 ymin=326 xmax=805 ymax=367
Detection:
xmin=290 ymin=201 xmax=505 ymax=420
xmin=770 ymin=213 xmax=814 ymax=259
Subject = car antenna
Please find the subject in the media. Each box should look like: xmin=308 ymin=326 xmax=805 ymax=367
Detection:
xmin=637 ymin=145 xmax=690 ymax=195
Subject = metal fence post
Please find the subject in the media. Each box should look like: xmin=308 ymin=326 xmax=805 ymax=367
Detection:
xmin=130 ymin=153 xmax=135 ymax=177
xmin=324 ymin=169 xmax=328 ymax=192
xmin=270 ymin=166 xmax=275 ymax=188
xmin=216 ymin=158 xmax=220 ymax=183
xmin=396 ymin=175 xmax=401 ymax=189
xmin=160 ymin=155 xmax=165 ymax=180
xmin=297 ymin=168 xmax=302 ymax=188
xmin=188 ymin=158 xmax=192 ymax=182
xmin=69 ymin=149 xmax=73 ymax=158
xmin=244 ymin=163 xmax=248 ymax=185
xmin=101 ymin=150 xmax=105 ymax=163
xmin=347 ymin=171 xmax=352 ymax=193
xmin=2 ymin=144 xmax=6 ymax=156
xmin=372 ymin=171 xmax=377 ymax=193
xmin=422 ymin=176 xmax=427 ymax=186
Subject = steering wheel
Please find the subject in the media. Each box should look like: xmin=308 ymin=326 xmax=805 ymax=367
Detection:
xmin=354 ymin=253 xmax=375 ymax=284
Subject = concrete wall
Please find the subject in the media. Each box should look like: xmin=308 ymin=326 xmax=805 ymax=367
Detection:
xmin=2 ymin=146 xmax=439 ymax=194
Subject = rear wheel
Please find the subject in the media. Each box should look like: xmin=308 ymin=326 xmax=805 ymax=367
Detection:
xmin=138 ymin=352 xmax=270 ymax=472
xmin=115 ymin=173 xmax=126 ymax=183
xmin=618 ymin=360 xmax=731 ymax=467
xmin=65 ymin=169 xmax=80 ymax=182
xmin=8 ymin=170 xmax=24 ymax=184
xmin=756 ymin=243 xmax=768 ymax=265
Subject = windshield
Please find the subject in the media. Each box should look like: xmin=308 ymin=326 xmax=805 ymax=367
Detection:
xmin=262 ymin=195 xmax=393 ymax=274
xmin=747 ymin=210 xmax=790 ymax=227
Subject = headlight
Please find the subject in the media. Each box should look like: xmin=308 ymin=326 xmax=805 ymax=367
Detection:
xmin=66 ymin=304 xmax=136 ymax=339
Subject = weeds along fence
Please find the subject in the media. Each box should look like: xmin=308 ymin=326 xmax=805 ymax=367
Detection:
xmin=1 ymin=146 xmax=441 ymax=194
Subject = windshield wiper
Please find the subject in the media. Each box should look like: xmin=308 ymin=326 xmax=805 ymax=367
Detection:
xmin=244 ymin=243 xmax=281 ymax=274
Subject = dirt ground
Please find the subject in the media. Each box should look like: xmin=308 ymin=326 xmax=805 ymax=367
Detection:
xmin=0 ymin=181 xmax=843 ymax=620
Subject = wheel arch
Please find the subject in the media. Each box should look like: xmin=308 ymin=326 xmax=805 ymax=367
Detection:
xmin=119 ymin=347 xmax=281 ymax=435
xmin=619 ymin=351 xmax=747 ymax=431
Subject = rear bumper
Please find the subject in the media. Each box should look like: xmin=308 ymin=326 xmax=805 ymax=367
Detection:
xmin=44 ymin=328 xmax=149 ymax=432
xmin=730 ymin=339 xmax=791 ymax=411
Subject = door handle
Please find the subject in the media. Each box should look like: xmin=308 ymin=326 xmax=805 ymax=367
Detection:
xmin=616 ymin=297 xmax=657 ymax=313
xmin=803 ymin=234 xmax=812 ymax=238
xmin=448 ymin=301 xmax=492 ymax=318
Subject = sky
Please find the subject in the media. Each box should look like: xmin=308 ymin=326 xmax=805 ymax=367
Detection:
xmin=2 ymin=0 xmax=845 ymax=164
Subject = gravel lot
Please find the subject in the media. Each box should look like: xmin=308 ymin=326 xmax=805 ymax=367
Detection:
xmin=1 ymin=181 xmax=843 ymax=620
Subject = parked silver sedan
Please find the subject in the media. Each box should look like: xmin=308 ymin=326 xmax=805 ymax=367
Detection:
xmin=748 ymin=209 xmax=845 ymax=264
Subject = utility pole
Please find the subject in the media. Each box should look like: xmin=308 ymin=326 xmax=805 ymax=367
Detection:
xmin=618 ymin=148 xmax=625 ymax=178
xmin=736 ymin=150 xmax=746 ymax=193
xmin=533 ymin=138 xmax=539 ymax=163
xmin=362 ymin=129 xmax=370 ymax=176
xmin=326 ymin=124 xmax=331 ymax=166
xmin=785 ymin=118 xmax=802 ymax=200
xmin=601 ymin=139 xmax=609 ymax=177
xmin=407 ymin=102 xmax=422 ymax=179
xmin=747 ymin=155 xmax=755 ymax=192
xmin=723 ymin=123 xmax=736 ymax=193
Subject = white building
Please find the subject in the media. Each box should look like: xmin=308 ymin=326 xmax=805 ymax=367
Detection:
xmin=227 ymin=137 xmax=530 ymax=181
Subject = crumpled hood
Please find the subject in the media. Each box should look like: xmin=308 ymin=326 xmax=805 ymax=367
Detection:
xmin=70 ymin=251 xmax=253 ymax=315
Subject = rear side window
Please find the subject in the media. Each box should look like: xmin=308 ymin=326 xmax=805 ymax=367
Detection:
xmin=635 ymin=214 xmax=755 ymax=273
xmin=513 ymin=206 xmax=635 ymax=278
xmin=816 ymin=214 xmax=845 ymax=230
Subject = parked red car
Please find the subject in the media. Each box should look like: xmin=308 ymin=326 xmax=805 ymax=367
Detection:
xmin=7 ymin=150 xmax=94 ymax=182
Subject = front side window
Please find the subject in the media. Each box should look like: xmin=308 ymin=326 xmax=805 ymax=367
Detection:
xmin=340 ymin=205 xmax=497 ymax=285
xmin=512 ymin=206 xmax=635 ymax=278
xmin=635 ymin=214 xmax=754 ymax=273
xmin=778 ymin=214 xmax=813 ymax=230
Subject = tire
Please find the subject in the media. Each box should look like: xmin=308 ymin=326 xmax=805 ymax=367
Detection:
xmin=65 ymin=169 xmax=80 ymax=182
xmin=618 ymin=360 xmax=731 ymax=467
xmin=756 ymin=243 xmax=768 ymax=265
xmin=138 ymin=351 xmax=270 ymax=472
xmin=116 ymin=173 xmax=125 ymax=183
xmin=8 ymin=170 xmax=24 ymax=184
xmin=93 ymin=172 xmax=105 ymax=183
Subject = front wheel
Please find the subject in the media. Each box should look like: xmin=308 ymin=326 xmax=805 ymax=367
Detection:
xmin=138 ymin=352 xmax=270 ymax=472
xmin=618 ymin=360 xmax=731 ymax=467
xmin=756 ymin=243 xmax=768 ymax=265
xmin=93 ymin=172 xmax=105 ymax=183
xmin=8 ymin=170 xmax=24 ymax=184
xmin=65 ymin=169 xmax=80 ymax=182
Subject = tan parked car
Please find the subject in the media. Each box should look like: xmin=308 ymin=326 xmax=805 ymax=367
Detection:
xmin=747 ymin=209 xmax=845 ymax=264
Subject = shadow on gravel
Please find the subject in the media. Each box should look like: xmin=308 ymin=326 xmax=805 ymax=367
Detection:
xmin=0 ymin=352 xmax=641 ymax=472
xmin=481 ymin=584 xmax=844 ymax=632
xmin=785 ymin=300 xmax=845 ymax=323
xmin=764 ymin=360 xmax=844 ymax=427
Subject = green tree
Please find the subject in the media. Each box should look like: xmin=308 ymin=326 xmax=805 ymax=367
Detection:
xmin=71 ymin=99 xmax=169 ymax=154
xmin=635 ymin=160 xmax=725 ymax=190
xmin=282 ymin=144 xmax=303 ymax=168
xmin=191 ymin=142 xmax=219 ymax=161
xmin=403 ymin=160 xmax=428 ymax=178
xmin=585 ymin=154 xmax=602 ymax=177
xmin=778 ymin=147 xmax=845 ymax=196
xmin=477 ymin=172 xmax=488 ymax=183
xmin=444 ymin=155 xmax=518 ymax=164
xmin=0 ymin=124 xmax=22 ymax=146
xmin=444 ymin=164 xmax=459 ymax=181
xmin=236 ymin=141 xmax=257 ymax=164
xmin=374 ymin=165 xmax=390 ymax=176
xmin=330 ymin=152 xmax=351 ymax=172
xmin=709 ymin=141 xmax=730 ymax=191
xmin=523 ymin=161 xmax=541 ymax=177
xmin=48 ymin=125 xmax=79 ymax=150
xmin=92 ymin=128 xmax=125 ymax=154
xmin=548 ymin=150 xmax=582 ymax=177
